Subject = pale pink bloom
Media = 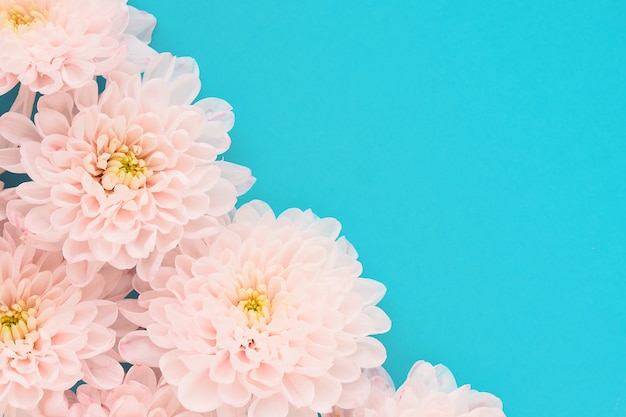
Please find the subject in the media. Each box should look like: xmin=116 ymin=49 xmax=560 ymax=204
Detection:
xmin=37 ymin=387 xmax=320 ymax=417
xmin=119 ymin=200 xmax=391 ymax=417
xmin=321 ymin=367 xmax=395 ymax=417
xmin=329 ymin=361 xmax=507 ymax=417
xmin=0 ymin=0 xmax=157 ymax=96
xmin=0 ymin=53 xmax=253 ymax=284
xmin=33 ymin=365 xmax=214 ymax=417
xmin=0 ymin=221 xmax=124 ymax=415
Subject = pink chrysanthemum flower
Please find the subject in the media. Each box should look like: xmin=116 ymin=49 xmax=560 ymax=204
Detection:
xmin=35 ymin=369 xmax=323 ymax=417
xmin=34 ymin=365 xmax=214 ymax=417
xmin=0 ymin=221 xmax=124 ymax=415
xmin=119 ymin=200 xmax=391 ymax=417
xmin=0 ymin=53 xmax=253 ymax=284
xmin=0 ymin=0 xmax=157 ymax=96
xmin=329 ymin=361 xmax=507 ymax=417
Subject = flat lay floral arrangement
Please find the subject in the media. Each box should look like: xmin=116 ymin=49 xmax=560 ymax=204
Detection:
xmin=0 ymin=1 xmax=508 ymax=416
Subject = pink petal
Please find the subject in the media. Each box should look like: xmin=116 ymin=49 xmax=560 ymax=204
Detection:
xmin=16 ymin=181 xmax=51 ymax=204
xmin=353 ymin=278 xmax=387 ymax=306
xmin=34 ymin=109 xmax=71 ymax=137
xmin=196 ymin=97 xmax=235 ymax=132
xmin=0 ymin=112 xmax=41 ymax=145
xmin=351 ymin=337 xmax=387 ymax=369
xmin=248 ymin=394 xmax=289 ymax=417
xmin=118 ymin=331 xmax=166 ymax=367
xmin=310 ymin=377 xmax=342 ymax=412
xmin=126 ymin=365 xmax=158 ymax=391
xmin=283 ymin=373 xmax=315 ymax=408
xmin=7 ymin=383 xmax=43 ymax=409
xmin=61 ymin=60 xmax=96 ymax=89
xmin=168 ymin=73 xmax=201 ymax=106
xmin=363 ymin=306 xmax=391 ymax=334
xmin=81 ymin=355 xmax=124 ymax=390
xmin=217 ymin=378 xmax=250 ymax=407
xmin=0 ymin=148 xmax=24 ymax=172
xmin=127 ymin=6 xmax=157 ymax=42
xmin=177 ymin=371 xmax=222 ymax=412
xmin=213 ymin=161 xmax=255 ymax=196
xmin=66 ymin=259 xmax=106 ymax=287
xmin=335 ymin=374 xmax=370 ymax=409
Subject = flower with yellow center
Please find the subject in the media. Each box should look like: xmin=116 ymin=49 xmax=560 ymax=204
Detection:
xmin=0 ymin=0 xmax=157 ymax=99
xmin=0 ymin=54 xmax=249 ymax=282
xmin=238 ymin=285 xmax=271 ymax=331
xmin=118 ymin=201 xmax=391 ymax=417
xmin=0 ymin=0 xmax=48 ymax=32
xmin=0 ymin=297 xmax=38 ymax=343
xmin=0 ymin=222 xmax=126 ymax=414
xmin=97 ymin=140 xmax=153 ymax=191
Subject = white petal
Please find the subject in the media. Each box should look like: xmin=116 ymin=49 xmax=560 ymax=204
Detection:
xmin=126 ymin=6 xmax=157 ymax=42
xmin=221 ymin=161 xmax=255 ymax=196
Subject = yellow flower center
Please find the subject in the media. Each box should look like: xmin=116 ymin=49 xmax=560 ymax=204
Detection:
xmin=1 ymin=1 xmax=48 ymax=32
xmin=98 ymin=140 xmax=153 ymax=191
xmin=238 ymin=286 xmax=271 ymax=330
xmin=330 ymin=408 xmax=342 ymax=417
xmin=0 ymin=297 xmax=39 ymax=343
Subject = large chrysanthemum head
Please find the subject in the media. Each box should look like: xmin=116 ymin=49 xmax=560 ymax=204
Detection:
xmin=329 ymin=361 xmax=506 ymax=417
xmin=0 ymin=0 xmax=157 ymax=95
xmin=0 ymin=221 xmax=124 ymax=415
xmin=0 ymin=53 xmax=254 ymax=284
xmin=119 ymin=200 xmax=391 ymax=417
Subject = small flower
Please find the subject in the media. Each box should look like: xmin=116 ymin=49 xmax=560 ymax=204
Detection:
xmin=0 ymin=221 xmax=124 ymax=415
xmin=119 ymin=200 xmax=391 ymax=417
xmin=34 ymin=365 xmax=214 ymax=417
xmin=329 ymin=361 xmax=507 ymax=417
xmin=0 ymin=53 xmax=253 ymax=284
xmin=0 ymin=0 xmax=157 ymax=96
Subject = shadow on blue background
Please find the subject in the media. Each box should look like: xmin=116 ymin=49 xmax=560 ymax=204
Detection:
xmin=3 ymin=1 xmax=625 ymax=416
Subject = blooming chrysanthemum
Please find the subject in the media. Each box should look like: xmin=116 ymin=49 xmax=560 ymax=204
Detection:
xmin=119 ymin=200 xmax=391 ymax=417
xmin=0 ymin=0 xmax=156 ymax=96
xmin=329 ymin=361 xmax=506 ymax=417
xmin=35 ymin=366 xmax=321 ymax=417
xmin=0 ymin=221 xmax=124 ymax=415
xmin=0 ymin=53 xmax=253 ymax=284
xmin=34 ymin=365 xmax=213 ymax=417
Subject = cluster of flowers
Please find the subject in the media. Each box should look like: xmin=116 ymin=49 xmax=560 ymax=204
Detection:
xmin=0 ymin=1 xmax=508 ymax=416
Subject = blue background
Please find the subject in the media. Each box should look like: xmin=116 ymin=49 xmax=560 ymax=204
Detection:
xmin=2 ymin=1 xmax=625 ymax=416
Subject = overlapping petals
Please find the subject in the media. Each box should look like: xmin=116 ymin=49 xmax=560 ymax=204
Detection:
xmin=32 ymin=365 xmax=213 ymax=417
xmin=119 ymin=200 xmax=391 ymax=417
xmin=0 ymin=0 xmax=156 ymax=96
xmin=328 ymin=361 xmax=506 ymax=417
xmin=0 ymin=1 xmax=512 ymax=416
xmin=0 ymin=53 xmax=253 ymax=284
xmin=0 ymin=221 xmax=124 ymax=415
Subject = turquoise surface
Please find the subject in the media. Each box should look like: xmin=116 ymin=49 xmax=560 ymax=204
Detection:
xmin=2 ymin=1 xmax=625 ymax=416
